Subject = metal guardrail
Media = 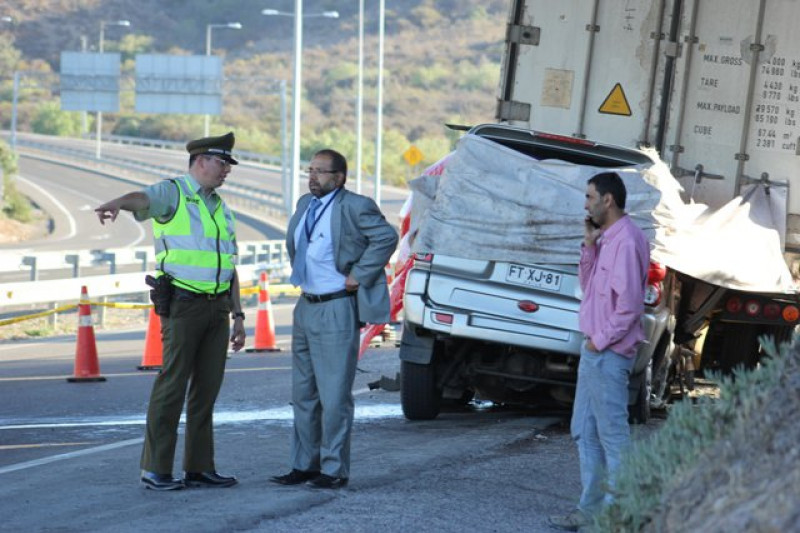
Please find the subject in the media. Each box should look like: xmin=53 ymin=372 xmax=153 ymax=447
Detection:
xmin=0 ymin=245 xmax=291 ymax=308
xmin=104 ymin=133 xmax=287 ymax=167
xmin=0 ymin=239 xmax=289 ymax=278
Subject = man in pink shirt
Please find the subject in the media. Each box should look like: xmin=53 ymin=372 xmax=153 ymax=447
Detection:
xmin=550 ymin=172 xmax=649 ymax=531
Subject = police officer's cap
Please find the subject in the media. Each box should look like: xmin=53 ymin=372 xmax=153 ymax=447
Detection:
xmin=186 ymin=131 xmax=239 ymax=165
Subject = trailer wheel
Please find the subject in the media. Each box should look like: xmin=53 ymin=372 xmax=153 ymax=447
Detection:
xmin=401 ymin=360 xmax=441 ymax=420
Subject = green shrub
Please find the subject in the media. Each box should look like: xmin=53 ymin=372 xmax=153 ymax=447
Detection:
xmin=31 ymin=101 xmax=84 ymax=136
xmin=592 ymin=335 xmax=795 ymax=532
xmin=3 ymin=178 xmax=33 ymax=222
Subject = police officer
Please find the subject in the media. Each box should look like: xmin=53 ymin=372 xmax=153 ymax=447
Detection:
xmin=95 ymin=132 xmax=246 ymax=491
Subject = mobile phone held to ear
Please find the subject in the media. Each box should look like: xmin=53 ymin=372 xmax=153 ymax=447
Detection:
xmin=585 ymin=216 xmax=600 ymax=229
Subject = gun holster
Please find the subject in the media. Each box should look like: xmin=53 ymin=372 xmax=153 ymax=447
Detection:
xmin=145 ymin=273 xmax=174 ymax=317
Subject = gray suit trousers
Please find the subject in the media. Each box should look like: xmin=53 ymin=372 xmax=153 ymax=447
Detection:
xmin=290 ymin=295 xmax=360 ymax=478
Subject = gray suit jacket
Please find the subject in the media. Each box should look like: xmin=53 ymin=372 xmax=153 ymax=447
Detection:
xmin=287 ymin=188 xmax=399 ymax=324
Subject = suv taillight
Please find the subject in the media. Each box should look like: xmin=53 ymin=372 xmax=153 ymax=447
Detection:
xmin=644 ymin=284 xmax=661 ymax=306
xmin=644 ymin=261 xmax=666 ymax=306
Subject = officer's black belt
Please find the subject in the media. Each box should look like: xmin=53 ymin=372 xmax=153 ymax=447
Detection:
xmin=302 ymin=289 xmax=355 ymax=304
xmin=173 ymin=286 xmax=230 ymax=300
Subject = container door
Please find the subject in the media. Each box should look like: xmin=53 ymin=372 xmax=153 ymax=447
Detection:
xmin=663 ymin=0 xmax=797 ymax=248
xmin=498 ymin=0 xmax=669 ymax=148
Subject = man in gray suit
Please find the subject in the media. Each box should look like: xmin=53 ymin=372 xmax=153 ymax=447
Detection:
xmin=271 ymin=148 xmax=398 ymax=489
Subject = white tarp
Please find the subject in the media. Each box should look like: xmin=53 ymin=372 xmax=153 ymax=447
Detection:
xmin=652 ymin=184 xmax=795 ymax=293
xmin=410 ymin=133 xmax=796 ymax=294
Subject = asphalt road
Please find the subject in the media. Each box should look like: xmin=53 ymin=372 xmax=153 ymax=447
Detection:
xmin=0 ymin=299 xmax=602 ymax=533
xmin=0 ymin=134 xmax=647 ymax=531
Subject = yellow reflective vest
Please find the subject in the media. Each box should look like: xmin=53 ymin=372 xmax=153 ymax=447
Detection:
xmin=153 ymin=176 xmax=237 ymax=294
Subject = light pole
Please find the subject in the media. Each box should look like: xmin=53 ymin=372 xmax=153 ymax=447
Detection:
xmin=204 ymin=22 xmax=242 ymax=137
xmin=262 ymin=6 xmax=339 ymax=216
xmin=374 ymin=0 xmax=385 ymax=206
xmin=356 ymin=0 xmax=364 ymax=194
xmin=96 ymin=19 xmax=130 ymax=159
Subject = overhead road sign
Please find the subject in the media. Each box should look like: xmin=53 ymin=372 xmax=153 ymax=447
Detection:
xmin=60 ymin=52 xmax=121 ymax=112
xmin=135 ymin=54 xmax=222 ymax=115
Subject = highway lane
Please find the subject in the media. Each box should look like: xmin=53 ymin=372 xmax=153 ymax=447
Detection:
xmin=12 ymin=132 xmax=411 ymax=223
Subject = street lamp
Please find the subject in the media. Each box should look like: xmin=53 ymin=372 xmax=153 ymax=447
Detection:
xmin=262 ymin=6 xmax=339 ymax=216
xmin=204 ymin=22 xmax=242 ymax=136
xmin=375 ymin=0 xmax=385 ymax=206
xmin=96 ymin=19 xmax=130 ymax=159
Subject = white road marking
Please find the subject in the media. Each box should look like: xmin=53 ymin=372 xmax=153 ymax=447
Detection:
xmin=0 ymin=402 xmax=403 ymax=476
xmin=17 ymin=175 xmax=77 ymax=239
xmin=0 ymin=438 xmax=143 ymax=475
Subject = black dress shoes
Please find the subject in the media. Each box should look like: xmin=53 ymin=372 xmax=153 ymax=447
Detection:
xmin=270 ymin=469 xmax=320 ymax=485
xmin=183 ymin=471 xmax=238 ymax=488
xmin=307 ymin=474 xmax=348 ymax=489
xmin=140 ymin=470 xmax=185 ymax=491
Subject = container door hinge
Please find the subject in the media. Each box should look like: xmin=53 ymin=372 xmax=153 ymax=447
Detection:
xmin=585 ymin=24 xmax=600 ymax=32
xmin=664 ymin=41 xmax=681 ymax=58
xmin=496 ymin=99 xmax=531 ymax=122
xmin=506 ymin=23 xmax=540 ymax=46
xmin=735 ymin=152 xmax=750 ymax=161
xmin=669 ymin=144 xmax=685 ymax=154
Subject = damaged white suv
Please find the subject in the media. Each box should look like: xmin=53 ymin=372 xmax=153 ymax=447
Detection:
xmin=399 ymin=124 xmax=674 ymax=423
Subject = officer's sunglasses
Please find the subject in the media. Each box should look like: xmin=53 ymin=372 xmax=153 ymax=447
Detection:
xmin=207 ymin=156 xmax=232 ymax=168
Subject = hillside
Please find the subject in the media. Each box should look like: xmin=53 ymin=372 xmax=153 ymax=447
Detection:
xmin=0 ymin=0 xmax=510 ymax=182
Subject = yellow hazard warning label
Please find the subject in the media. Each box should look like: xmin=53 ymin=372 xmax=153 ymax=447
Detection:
xmin=598 ymin=83 xmax=632 ymax=116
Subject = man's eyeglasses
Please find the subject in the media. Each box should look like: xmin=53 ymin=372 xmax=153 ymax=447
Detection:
xmin=307 ymin=168 xmax=339 ymax=176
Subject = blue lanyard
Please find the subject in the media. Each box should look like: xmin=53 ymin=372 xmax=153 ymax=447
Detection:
xmin=304 ymin=188 xmax=340 ymax=240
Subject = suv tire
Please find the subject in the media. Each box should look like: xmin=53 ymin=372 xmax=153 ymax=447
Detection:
xmin=401 ymin=360 xmax=441 ymax=420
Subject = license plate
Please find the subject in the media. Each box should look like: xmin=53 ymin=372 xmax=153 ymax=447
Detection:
xmin=505 ymin=264 xmax=563 ymax=292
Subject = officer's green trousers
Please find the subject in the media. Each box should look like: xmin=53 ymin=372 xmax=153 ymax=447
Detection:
xmin=140 ymin=293 xmax=231 ymax=474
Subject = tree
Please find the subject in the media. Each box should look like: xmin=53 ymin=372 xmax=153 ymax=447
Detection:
xmin=31 ymin=102 xmax=84 ymax=136
xmin=0 ymin=33 xmax=21 ymax=76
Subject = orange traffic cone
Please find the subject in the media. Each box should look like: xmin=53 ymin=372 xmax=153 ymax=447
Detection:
xmin=246 ymin=271 xmax=280 ymax=352
xmin=137 ymin=308 xmax=163 ymax=371
xmin=67 ymin=286 xmax=106 ymax=382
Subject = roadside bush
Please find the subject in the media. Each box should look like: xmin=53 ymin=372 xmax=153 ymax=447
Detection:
xmin=31 ymin=101 xmax=84 ymax=137
xmin=0 ymin=139 xmax=18 ymax=176
xmin=593 ymin=335 xmax=798 ymax=532
xmin=0 ymin=139 xmax=28 ymax=220
xmin=2 ymin=178 xmax=33 ymax=222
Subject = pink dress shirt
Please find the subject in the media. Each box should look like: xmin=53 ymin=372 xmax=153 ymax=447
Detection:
xmin=578 ymin=215 xmax=649 ymax=358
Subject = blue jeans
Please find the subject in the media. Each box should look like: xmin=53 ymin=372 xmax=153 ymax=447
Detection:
xmin=570 ymin=342 xmax=634 ymax=515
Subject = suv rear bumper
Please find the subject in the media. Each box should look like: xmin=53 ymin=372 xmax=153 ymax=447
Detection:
xmin=404 ymin=293 xmax=585 ymax=357
xmin=402 ymin=293 xmax=669 ymax=368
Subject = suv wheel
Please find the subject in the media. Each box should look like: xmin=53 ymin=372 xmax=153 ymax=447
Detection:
xmin=401 ymin=360 xmax=441 ymax=420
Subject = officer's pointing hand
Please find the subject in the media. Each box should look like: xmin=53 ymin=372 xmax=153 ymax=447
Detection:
xmin=95 ymin=203 xmax=120 ymax=225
